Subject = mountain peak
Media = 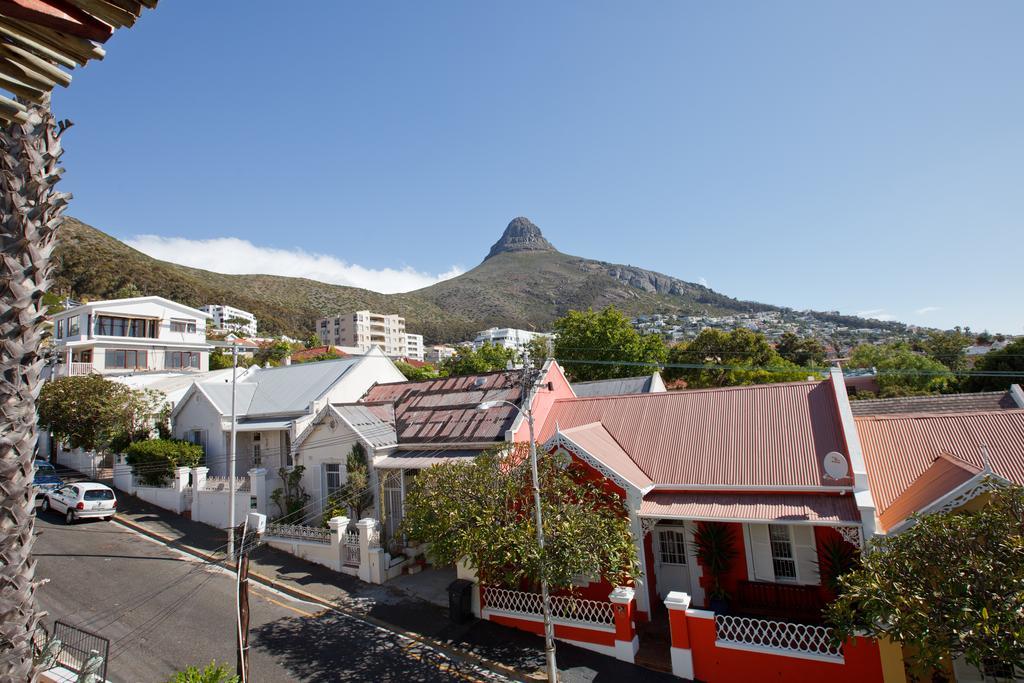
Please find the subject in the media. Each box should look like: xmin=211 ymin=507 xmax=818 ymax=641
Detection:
xmin=485 ymin=217 xmax=557 ymax=260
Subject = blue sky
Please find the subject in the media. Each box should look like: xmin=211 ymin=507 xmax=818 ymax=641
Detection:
xmin=53 ymin=2 xmax=1022 ymax=333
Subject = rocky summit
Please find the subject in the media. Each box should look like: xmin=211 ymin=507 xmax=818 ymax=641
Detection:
xmin=485 ymin=217 xmax=557 ymax=260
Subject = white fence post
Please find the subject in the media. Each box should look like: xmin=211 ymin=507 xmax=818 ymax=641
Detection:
xmin=609 ymin=586 xmax=639 ymax=663
xmin=328 ymin=516 xmax=349 ymax=572
xmin=248 ymin=467 xmax=267 ymax=514
xmin=191 ymin=466 xmax=208 ymax=520
xmin=356 ymin=518 xmax=384 ymax=584
xmin=113 ymin=456 xmax=134 ymax=496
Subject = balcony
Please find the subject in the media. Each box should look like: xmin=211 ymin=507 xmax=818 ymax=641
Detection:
xmin=734 ymin=580 xmax=826 ymax=624
xmin=62 ymin=362 xmax=94 ymax=377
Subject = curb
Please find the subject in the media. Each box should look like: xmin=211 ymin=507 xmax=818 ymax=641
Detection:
xmin=112 ymin=516 xmax=532 ymax=682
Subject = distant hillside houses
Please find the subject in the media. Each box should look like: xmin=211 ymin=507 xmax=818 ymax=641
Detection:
xmin=473 ymin=327 xmax=551 ymax=357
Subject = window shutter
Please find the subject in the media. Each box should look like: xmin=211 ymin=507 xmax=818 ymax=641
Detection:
xmin=748 ymin=524 xmax=775 ymax=582
xmin=792 ymin=525 xmax=820 ymax=585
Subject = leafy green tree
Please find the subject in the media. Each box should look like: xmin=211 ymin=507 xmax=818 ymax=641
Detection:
xmin=164 ymin=661 xmax=238 ymax=683
xmin=827 ymin=483 xmax=1024 ymax=675
xmin=963 ymin=338 xmax=1024 ymax=392
xmin=402 ymin=445 xmax=639 ymax=590
xmin=552 ymin=307 xmax=666 ymax=382
xmin=394 ymin=360 xmax=440 ymax=381
xmin=304 ymin=332 xmax=321 ymax=349
xmin=209 ymin=347 xmax=234 ymax=370
xmin=919 ymin=328 xmax=972 ymax=372
xmin=441 ymin=342 xmax=518 ymax=376
xmin=848 ymin=342 xmax=954 ymax=397
xmin=664 ymin=329 xmax=807 ymax=388
xmin=523 ymin=335 xmax=553 ymax=370
xmin=775 ymin=332 xmax=827 ymax=367
xmin=126 ymin=439 xmax=204 ymax=486
xmin=112 ymin=282 xmax=143 ymax=299
xmin=271 ymin=466 xmax=309 ymax=520
xmin=322 ymin=443 xmax=375 ymax=525
xmin=254 ymin=339 xmax=293 ymax=366
xmin=37 ymin=376 xmax=163 ymax=452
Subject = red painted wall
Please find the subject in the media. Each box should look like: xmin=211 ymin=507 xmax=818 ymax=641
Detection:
xmin=813 ymin=525 xmax=849 ymax=604
xmin=686 ymin=614 xmax=886 ymax=683
xmin=487 ymin=613 xmax=617 ymax=647
xmin=693 ymin=522 xmax=749 ymax=606
xmin=513 ymin=361 xmax=575 ymax=442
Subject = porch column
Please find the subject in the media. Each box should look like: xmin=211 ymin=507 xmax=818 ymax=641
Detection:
xmin=608 ymin=586 xmax=638 ymax=663
xmin=665 ymin=591 xmax=694 ymax=680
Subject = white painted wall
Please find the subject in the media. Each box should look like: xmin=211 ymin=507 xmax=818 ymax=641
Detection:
xmin=172 ymin=389 xmax=227 ymax=475
xmin=192 ymin=488 xmax=256 ymax=529
xmin=135 ymin=485 xmax=187 ymax=514
xmin=296 ymin=414 xmax=361 ymax=522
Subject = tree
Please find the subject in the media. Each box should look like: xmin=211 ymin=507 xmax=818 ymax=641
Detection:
xmin=112 ymin=282 xmax=143 ymax=299
xmin=165 ymin=661 xmax=238 ymax=683
xmin=271 ymin=466 xmax=309 ymax=520
xmin=919 ymin=328 xmax=972 ymax=372
xmin=209 ymin=347 xmax=234 ymax=371
xmin=523 ymin=335 xmax=553 ymax=370
xmin=441 ymin=342 xmax=518 ymax=376
xmin=254 ymin=339 xmax=293 ymax=366
xmin=827 ymin=483 xmax=1024 ymax=675
xmin=664 ymin=328 xmax=808 ymax=388
xmin=401 ymin=445 xmax=639 ymax=591
xmin=303 ymin=332 xmax=321 ymax=349
xmin=394 ymin=360 xmax=440 ymax=381
xmin=126 ymin=439 xmax=204 ymax=486
xmin=775 ymin=332 xmax=827 ymax=367
xmin=963 ymin=338 xmax=1024 ymax=393
xmin=847 ymin=342 xmax=954 ymax=397
xmin=322 ymin=443 xmax=374 ymax=525
xmin=0 ymin=101 xmax=69 ymax=681
xmin=37 ymin=376 xmax=163 ymax=452
xmin=552 ymin=307 xmax=666 ymax=382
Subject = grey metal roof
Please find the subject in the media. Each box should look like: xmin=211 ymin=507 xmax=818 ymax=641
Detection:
xmin=850 ymin=390 xmax=1019 ymax=417
xmin=332 ymin=404 xmax=398 ymax=448
xmin=571 ymin=374 xmax=657 ymax=398
xmin=197 ymin=358 xmax=362 ymax=418
xmin=375 ymin=449 xmax=482 ymax=469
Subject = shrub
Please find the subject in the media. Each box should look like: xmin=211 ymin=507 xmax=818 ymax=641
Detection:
xmin=165 ymin=662 xmax=238 ymax=683
xmin=126 ymin=439 xmax=204 ymax=486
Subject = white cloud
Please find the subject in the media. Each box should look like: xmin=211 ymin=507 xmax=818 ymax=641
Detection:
xmin=125 ymin=235 xmax=464 ymax=294
xmin=855 ymin=308 xmax=897 ymax=321
xmin=915 ymin=306 xmax=941 ymax=316
xmin=698 ymin=277 xmax=709 ymax=287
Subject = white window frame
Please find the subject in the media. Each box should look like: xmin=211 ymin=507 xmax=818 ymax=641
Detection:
xmin=323 ymin=463 xmax=344 ymax=502
xmin=768 ymin=524 xmax=799 ymax=583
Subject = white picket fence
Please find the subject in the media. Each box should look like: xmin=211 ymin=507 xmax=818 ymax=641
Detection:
xmin=481 ymin=586 xmax=616 ymax=628
xmin=714 ymin=614 xmax=843 ymax=658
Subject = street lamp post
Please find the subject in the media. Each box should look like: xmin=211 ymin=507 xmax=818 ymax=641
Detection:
xmin=477 ymin=400 xmax=557 ymax=682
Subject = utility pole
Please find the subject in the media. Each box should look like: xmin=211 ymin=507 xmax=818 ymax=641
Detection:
xmin=227 ymin=343 xmax=238 ymax=560
xmin=236 ymin=512 xmax=264 ymax=683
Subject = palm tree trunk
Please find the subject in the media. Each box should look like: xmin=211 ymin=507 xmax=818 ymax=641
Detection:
xmin=0 ymin=99 xmax=69 ymax=682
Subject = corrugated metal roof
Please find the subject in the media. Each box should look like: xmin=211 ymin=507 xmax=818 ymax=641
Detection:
xmin=571 ymin=374 xmax=658 ymax=398
xmin=558 ymin=423 xmax=653 ymax=489
xmin=541 ymin=380 xmax=847 ymax=488
xmin=877 ymin=453 xmax=980 ymax=531
xmin=234 ymin=418 xmax=292 ymax=432
xmin=850 ymin=391 xmax=1018 ymax=416
xmin=375 ymin=449 xmax=481 ymax=469
xmin=331 ymin=404 xmax=397 ymax=448
xmin=639 ymin=492 xmax=860 ymax=524
xmin=199 ymin=358 xmax=361 ymax=417
xmin=363 ymin=372 xmax=524 ymax=444
xmin=856 ymin=409 xmax=1024 ymax=514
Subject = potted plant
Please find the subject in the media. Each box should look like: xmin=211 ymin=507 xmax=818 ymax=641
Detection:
xmin=693 ymin=521 xmax=738 ymax=614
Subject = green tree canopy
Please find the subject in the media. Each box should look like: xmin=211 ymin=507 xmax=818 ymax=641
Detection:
xmin=322 ymin=442 xmax=374 ymax=525
xmin=775 ymin=332 xmax=827 ymax=367
xmin=441 ymin=342 xmax=517 ymax=376
xmin=847 ymin=342 xmax=954 ymax=397
xmin=523 ymin=335 xmax=553 ymax=370
xmin=303 ymin=332 xmax=321 ymax=349
xmin=827 ymin=483 xmax=1024 ymax=675
xmin=126 ymin=438 xmax=204 ymax=486
xmin=402 ymin=445 xmax=639 ymax=591
xmin=552 ymin=307 xmax=666 ymax=382
xmin=664 ymin=328 xmax=808 ymax=388
xmin=963 ymin=338 xmax=1024 ymax=393
xmin=254 ymin=339 xmax=293 ymax=366
xmin=919 ymin=328 xmax=973 ymax=372
xmin=394 ymin=359 xmax=441 ymax=381
xmin=37 ymin=376 xmax=164 ymax=452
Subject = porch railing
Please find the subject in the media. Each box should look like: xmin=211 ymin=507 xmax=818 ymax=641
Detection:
xmin=715 ymin=614 xmax=842 ymax=658
xmin=482 ymin=586 xmax=615 ymax=627
xmin=67 ymin=362 xmax=94 ymax=377
xmin=265 ymin=523 xmax=331 ymax=544
xmin=735 ymin=580 xmax=825 ymax=623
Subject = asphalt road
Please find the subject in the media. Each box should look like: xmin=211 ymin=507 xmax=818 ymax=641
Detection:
xmin=33 ymin=506 xmax=510 ymax=682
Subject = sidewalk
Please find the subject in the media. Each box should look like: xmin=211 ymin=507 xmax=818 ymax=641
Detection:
xmin=107 ymin=489 xmax=679 ymax=683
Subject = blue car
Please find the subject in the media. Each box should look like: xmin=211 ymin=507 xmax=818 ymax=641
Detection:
xmin=33 ymin=460 xmax=63 ymax=497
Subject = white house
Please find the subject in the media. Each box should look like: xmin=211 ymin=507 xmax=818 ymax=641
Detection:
xmin=51 ymin=296 xmax=212 ymax=377
xmin=170 ymin=349 xmax=406 ymax=507
xmin=200 ymin=304 xmax=258 ymax=336
xmin=405 ymin=333 xmax=425 ymax=362
xmin=473 ymin=327 xmax=550 ymax=359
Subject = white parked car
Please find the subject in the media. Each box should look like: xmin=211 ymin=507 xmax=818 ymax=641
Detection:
xmin=39 ymin=482 xmax=117 ymax=524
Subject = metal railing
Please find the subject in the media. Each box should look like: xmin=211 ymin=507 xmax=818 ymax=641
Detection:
xmin=202 ymin=476 xmax=250 ymax=492
xmin=265 ymin=522 xmax=331 ymax=544
xmin=343 ymin=530 xmax=360 ymax=566
xmin=482 ymin=586 xmax=615 ymax=627
xmin=52 ymin=620 xmax=110 ymax=679
xmin=67 ymin=362 xmax=94 ymax=376
xmin=714 ymin=614 xmax=842 ymax=658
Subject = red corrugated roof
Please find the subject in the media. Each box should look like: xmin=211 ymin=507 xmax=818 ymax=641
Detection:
xmin=877 ymin=453 xmax=980 ymax=531
xmin=541 ymin=380 xmax=848 ymax=488
xmin=640 ymin=492 xmax=860 ymax=524
xmin=856 ymin=409 xmax=1024 ymax=515
xmin=362 ymin=372 xmax=524 ymax=444
xmin=559 ymin=423 xmax=653 ymax=489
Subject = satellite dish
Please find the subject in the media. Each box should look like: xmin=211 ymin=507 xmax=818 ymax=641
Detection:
xmin=823 ymin=451 xmax=850 ymax=480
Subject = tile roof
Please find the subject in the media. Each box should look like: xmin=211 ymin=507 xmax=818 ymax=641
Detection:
xmin=849 ymin=390 xmax=1019 ymax=416
xmin=876 ymin=453 xmax=981 ymax=531
xmin=856 ymin=410 xmax=1024 ymax=516
xmin=558 ymin=423 xmax=653 ymax=489
xmin=198 ymin=358 xmax=361 ymax=417
xmin=571 ymin=374 xmax=662 ymax=398
xmin=362 ymin=372 xmax=524 ymax=444
xmin=541 ymin=380 xmax=848 ymax=488
xmin=640 ymin=492 xmax=861 ymax=524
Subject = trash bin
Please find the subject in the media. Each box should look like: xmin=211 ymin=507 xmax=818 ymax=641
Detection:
xmin=447 ymin=579 xmax=474 ymax=624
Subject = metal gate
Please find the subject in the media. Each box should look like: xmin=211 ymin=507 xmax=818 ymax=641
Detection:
xmin=381 ymin=469 xmax=404 ymax=546
xmin=343 ymin=528 xmax=361 ymax=567
xmin=52 ymin=620 xmax=110 ymax=680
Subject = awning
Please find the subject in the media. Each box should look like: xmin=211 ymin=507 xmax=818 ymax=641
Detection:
xmin=375 ymin=449 xmax=482 ymax=470
xmin=639 ymin=492 xmax=861 ymax=525
xmin=231 ymin=420 xmax=292 ymax=432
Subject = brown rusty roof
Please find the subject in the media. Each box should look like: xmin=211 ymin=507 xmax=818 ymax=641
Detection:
xmin=639 ymin=492 xmax=860 ymax=524
xmin=541 ymin=380 xmax=849 ymax=488
xmin=856 ymin=409 xmax=1024 ymax=516
xmin=850 ymin=391 xmax=1019 ymax=417
xmin=362 ymin=371 xmax=524 ymax=444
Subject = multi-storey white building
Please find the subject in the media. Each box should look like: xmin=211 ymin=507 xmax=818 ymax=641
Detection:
xmin=425 ymin=344 xmax=457 ymax=366
xmin=473 ymin=327 xmax=550 ymax=359
xmin=317 ymin=311 xmax=410 ymax=358
xmin=200 ymin=304 xmax=257 ymax=336
xmin=51 ymin=296 xmax=212 ymax=376
xmin=405 ymin=333 xmax=425 ymax=362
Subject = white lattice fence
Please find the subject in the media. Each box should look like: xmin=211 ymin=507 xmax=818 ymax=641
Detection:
xmin=265 ymin=523 xmax=331 ymax=544
xmin=482 ymin=587 xmax=615 ymax=627
xmin=203 ymin=476 xmax=250 ymax=492
xmin=714 ymin=614 xmax=842 ymax=658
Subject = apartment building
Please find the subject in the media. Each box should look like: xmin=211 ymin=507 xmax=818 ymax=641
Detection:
xmin=200 ymin=304 xmax=258 ymax=336
xmin=51 ymin=296 xmax=212 ymax=376
xmin=405 ymin=333 xmax=425 ymax=362
xmin=317 ymin=310 xmax=410 ymax=357
xmin=473 ymin=327 xmax=550 ymax=358
xmin=425 ymin=344 xmax=457 ymax=366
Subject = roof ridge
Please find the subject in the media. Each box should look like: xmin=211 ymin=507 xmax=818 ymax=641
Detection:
xmin=551 ymin=379 xmax=823 ymax=404
xmin=853 ymin=390 xmax=1008 ymax=403
xmin=855 ymin=408 xmax=1024 ymax=422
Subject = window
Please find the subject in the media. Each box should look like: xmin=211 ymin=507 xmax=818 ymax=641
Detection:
xmin=166 ymin=351 xmax=200 ymax=369
xmin=56 ymin=319 xmax=64 ymax=339
xmin=83 ymin=489 xmax=114 ymax=501
xmin=187 ymin=430 xmax=206 ymax=453
xmin=104 ymin=349 xmax=147 ymax=369
xmin=252 ymin=433 xmax=261 ymax=466
xmin=283 ymin=432 xmax=292 ymax=467
xmin=658 ymin=529 xmax=688 ymax=565
xmin=170 ymin=319 xmax=197 ymax=333
xmin=769 ymin=525 xmax=797 ymax=581
xmin=97 ymin=316 xmax=156 ymax=338
xmin=324 ymin=463 xmax=343 ymax=501
xmin=68 ymin=317 xmax=79 ymax=336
